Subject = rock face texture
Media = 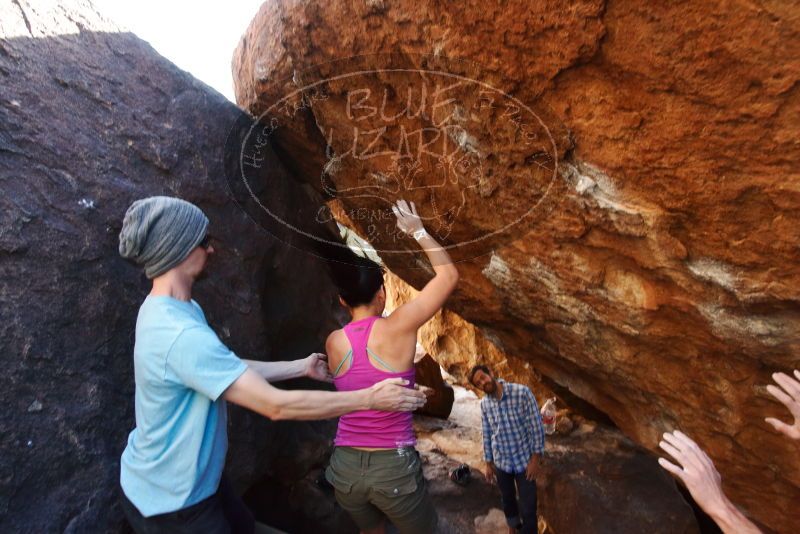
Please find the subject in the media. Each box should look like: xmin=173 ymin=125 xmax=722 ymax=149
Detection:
xmin=414 ymin=354 xmax=455 ymax=419
xmin=233 ymin=1 xmax=800 ymax=531
xmin=0 ymin=1 xmax=343 ymax=531
xmin=536 ymin=425 xmax=701 ymax=534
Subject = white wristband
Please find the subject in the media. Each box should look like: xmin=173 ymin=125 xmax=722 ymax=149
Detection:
xmin=412 ymin=228 xmax=428 ymax=241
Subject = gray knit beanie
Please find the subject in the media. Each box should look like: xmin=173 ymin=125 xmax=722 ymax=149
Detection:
xmin=118 ymin=196 xmax=209 ymax=279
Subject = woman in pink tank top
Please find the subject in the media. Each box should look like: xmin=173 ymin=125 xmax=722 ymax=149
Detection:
xmin=324 ymin=200 xmax=459 ymax=534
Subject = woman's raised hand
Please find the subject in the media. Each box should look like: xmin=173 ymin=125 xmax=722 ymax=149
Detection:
xmin=391 ymin=199 xmax=424 ymax=237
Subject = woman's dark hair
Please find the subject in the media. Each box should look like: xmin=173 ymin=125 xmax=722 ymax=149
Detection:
xmin=326 ymin=252 xmax=385 ymax=307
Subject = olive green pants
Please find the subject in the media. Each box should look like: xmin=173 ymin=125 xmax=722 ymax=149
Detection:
xmin=325 ymin=447 xmax=438 ymax=533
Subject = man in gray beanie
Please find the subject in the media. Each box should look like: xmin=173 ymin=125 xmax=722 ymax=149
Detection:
xmin=119 ymin=196 xmax=210 ymax=279
xmin=117 ymin=196 xmax=426 ymax=534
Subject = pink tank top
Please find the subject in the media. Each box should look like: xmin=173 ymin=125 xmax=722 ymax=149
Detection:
xmin=333 ymin=315 xmax=417 ymax=448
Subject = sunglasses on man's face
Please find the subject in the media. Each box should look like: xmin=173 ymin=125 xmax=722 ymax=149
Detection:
xmin=199 ymin=234 xmax=211 ymax=250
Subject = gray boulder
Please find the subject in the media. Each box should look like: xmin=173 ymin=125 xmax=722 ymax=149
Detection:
xmin=0 ymin=1 xmax=344 ymax=532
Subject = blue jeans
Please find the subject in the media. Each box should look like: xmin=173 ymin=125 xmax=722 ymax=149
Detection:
xmin=495 ymin=468 xmax=538 ymax=534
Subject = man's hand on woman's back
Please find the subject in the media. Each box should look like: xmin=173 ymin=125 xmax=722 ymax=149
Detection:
xmin=304 ymin=352 xmax=333 ymax=383
xmin=368 ymin=377 xmax=427 ymax=411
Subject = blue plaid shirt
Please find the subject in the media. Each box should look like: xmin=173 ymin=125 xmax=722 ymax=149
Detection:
xmin=480 ymin=380 xmax=546 ymax=474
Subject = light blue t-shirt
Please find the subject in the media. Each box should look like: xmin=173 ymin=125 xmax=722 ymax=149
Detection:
xmin=120 ymin=295 xmax=248 ymax=517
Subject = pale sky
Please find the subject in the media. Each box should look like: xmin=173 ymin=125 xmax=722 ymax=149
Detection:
xmin=93 ymin=0 xmax=264 ymax=102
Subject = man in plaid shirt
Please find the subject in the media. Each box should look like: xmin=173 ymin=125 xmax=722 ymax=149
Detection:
xmin=470 ymin=364 xmax=545 ymax=534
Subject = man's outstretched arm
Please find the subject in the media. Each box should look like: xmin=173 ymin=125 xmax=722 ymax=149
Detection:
xmin=524 ymin=389 xmax=545 ymax=481
xmin=223 ymin=368 xmax=425 ymax=420
xmin=242 ymin=353 xmax=332 ymax=383
xmin=481 ymin=405 xmax=497 ymax=484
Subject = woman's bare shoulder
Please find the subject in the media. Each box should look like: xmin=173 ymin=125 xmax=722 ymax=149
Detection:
xmin=326 ymin=328 xmax=350 ymax=360
xmin=369 ymin=318 xmax=416 ymax=364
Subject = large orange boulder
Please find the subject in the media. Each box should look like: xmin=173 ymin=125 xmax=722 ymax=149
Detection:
xmin=233 ymin=1 xmax=800 ymax=531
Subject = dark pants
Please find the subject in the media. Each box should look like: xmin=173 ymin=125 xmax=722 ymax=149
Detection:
xmin=120 ymin=476 xmax=255 ymax=534
xmin=496 ymin=468 xmax=538 ymax=534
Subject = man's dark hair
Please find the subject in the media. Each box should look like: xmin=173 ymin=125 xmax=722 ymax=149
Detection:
xmin=468 ymin=364 xmax=492 ymax=385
